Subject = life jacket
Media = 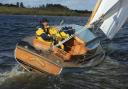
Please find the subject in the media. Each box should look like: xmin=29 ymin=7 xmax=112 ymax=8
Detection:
xmin=48 ymin=26 xmax=58 ymax=36
xmin=35 ymin=26 xmax=60 ymax=50
xmin=36 ymin=26 xmax=69 ymax=50
xmin=36 ymin=27 xmax=51 ymax=43
xmin=54 ymin=31 xmax=69 ymax=50
xmin=59 ymin=31 xmax=69 ymax=40
xmin=54 ymin=33 xmax=64 ymax=50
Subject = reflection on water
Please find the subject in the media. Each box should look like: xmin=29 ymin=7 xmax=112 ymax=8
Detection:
xmin=0 ymin=15 xmax=128 ymax=89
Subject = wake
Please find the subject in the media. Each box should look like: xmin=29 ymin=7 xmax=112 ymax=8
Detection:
xmin=0 ymin=65 xmax=24 ymax=85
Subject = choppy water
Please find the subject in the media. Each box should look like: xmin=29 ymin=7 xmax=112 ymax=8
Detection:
xmin=0 ymin=15 xmax=128 ymax=89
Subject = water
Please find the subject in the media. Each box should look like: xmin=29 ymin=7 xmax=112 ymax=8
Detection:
xmin=0 ymin=15 xmax=128 ymax=89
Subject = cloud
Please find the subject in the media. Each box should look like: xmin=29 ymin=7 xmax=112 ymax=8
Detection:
xmin=0 ymin=0 xmax=97 ymax=10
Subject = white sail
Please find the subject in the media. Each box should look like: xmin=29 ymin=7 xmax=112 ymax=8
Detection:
xmin=88 ymin=0 xmax=128 ymax=39
xmin=89 ymin=0 xmax=118 ymax=24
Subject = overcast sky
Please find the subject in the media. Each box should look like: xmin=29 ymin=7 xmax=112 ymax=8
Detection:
xmin=0 ymin=0 xmax=97 ymax=10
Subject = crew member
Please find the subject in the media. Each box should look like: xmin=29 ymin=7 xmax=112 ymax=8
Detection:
xmin=36 ymin=18 xmax=69 ymax=50
xmin=36 ymin=18 xmax=53 ymax=42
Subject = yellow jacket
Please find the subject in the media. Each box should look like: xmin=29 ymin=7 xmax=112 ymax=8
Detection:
xmin=36 ymin=28 xmax=51 ymax=43
xmin=36 ymin=26 xmax=69 ymax=50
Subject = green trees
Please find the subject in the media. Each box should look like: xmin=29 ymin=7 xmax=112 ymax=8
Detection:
xmin=20 ymin=2 xmax=24 ymax=8
xmin=16 ymin=2 xmax=19 ymax=7
xmin=16 ymin=2 xmax=24 ymax=8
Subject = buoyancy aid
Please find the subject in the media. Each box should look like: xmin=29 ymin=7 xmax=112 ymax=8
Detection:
xmin=36 ymin=27 xmax=52 ymax=43
xmin=54 ymin=31 xmax=69 ymax=50
xmin=36 ymin=26 xmax=69 ymax=50
xmin=59 ymin=31 xmax=69 ymax=39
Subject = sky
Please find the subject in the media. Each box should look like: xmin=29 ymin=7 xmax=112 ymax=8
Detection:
xmin=0 ymin=0 xmax=97 ymax=10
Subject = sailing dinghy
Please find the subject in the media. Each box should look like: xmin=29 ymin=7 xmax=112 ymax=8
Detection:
xmin=15 ymin=0 xmax=128 ymax=75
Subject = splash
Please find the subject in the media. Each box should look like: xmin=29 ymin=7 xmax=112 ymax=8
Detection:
xmin=0 ymin=65 xmax=25 ymax=85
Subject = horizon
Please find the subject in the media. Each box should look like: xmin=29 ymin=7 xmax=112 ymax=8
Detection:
xmin=0 ymin=0 xmax=97 ymax=11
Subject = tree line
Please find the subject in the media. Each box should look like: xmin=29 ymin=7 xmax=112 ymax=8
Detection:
xmin=0 ymin=2 xmax=91 ymax=13
xmin=35 ymin=4 xmax=91 ymax=13
xmin=0 ymin=2 xmax=24 ymax=8
xmin=37 ymin=4 xmax=69 ymax=10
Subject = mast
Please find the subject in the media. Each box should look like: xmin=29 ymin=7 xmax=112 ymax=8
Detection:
xmin=86 ymin=0 xmax=102 ymax=27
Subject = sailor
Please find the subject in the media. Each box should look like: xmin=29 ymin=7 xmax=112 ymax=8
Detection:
xmin=36 ymin=18 xmax=69 ymax=50
xmin=36 ymin=18 xmax=53 ymax=42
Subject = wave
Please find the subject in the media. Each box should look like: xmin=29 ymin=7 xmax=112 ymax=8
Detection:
xmin=0 ymin=65 xmax=25 ymax=85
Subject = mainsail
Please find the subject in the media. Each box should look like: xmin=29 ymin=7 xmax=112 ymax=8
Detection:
xmin=88 ymin=0 xmax=128 ymax=39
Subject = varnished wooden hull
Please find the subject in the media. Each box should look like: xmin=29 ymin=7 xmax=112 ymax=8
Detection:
xmin=15 ymin=36 xmax=105 ymax=75
xmin=15 ymin=46 xmax=62 ymax=75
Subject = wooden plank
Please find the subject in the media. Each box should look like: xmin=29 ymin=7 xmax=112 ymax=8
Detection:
xmin=16 ymin=47 xmax=62 ymax=75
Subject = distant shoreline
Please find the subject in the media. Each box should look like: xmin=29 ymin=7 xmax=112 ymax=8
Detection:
xmin=0 ymin=14 xmax=89 ymax=17
xmin=0 ymin=6 xmax=91 ymax=16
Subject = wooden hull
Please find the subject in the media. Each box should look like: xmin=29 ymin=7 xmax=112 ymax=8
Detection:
xmin=15 ymin=36 xmax=105 ymax=75
xmin=15 ymin=46 xmax=62 ymax=75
